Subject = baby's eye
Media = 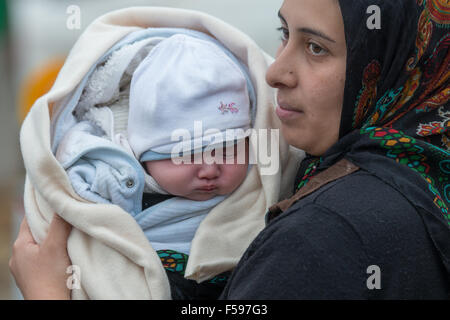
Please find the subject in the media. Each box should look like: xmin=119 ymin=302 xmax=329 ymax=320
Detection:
xmin=222 ymin=147 xmax=235 ymax=159
xmin=190 ymin=153 xmax=202 ymax=164
xmin=276 ymin=26 xmax=289 ymax=43
xmin=308 ymin=42 xmax=327 ymax=56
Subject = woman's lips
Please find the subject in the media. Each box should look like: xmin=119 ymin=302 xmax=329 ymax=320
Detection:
xmin=275 ymin=105 xmax=304 ymax=121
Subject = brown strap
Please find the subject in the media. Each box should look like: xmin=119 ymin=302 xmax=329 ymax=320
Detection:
xmin=267 ymin=158 xmax=360 ymax=221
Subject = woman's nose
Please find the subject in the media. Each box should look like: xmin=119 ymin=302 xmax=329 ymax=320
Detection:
xmin=265 ymin=45 xmax=297 ymax=89
xmin=197 ymin=163 xmax=220 ymax=180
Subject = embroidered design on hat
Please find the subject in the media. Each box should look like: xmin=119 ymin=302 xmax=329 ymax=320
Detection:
xmin=218 ymin=102 xmax=239 ymax=114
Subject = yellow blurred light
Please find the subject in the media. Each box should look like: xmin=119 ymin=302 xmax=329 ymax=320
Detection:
xmin=18 ymin=57 xmax=65 ymax=123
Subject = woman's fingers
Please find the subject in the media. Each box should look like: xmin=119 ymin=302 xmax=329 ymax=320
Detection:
xmin=16 ymin=217 xmax=36 ymax=245
xmin=10 ymin=214 xmax=73 ymax=300
xmin=10 ymin=217 xmax=35 ymax=276
xmin=42 ymin=214 xmax=72 ymax=249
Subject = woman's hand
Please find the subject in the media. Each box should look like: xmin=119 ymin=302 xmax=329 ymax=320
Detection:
xmin=9 ymin=214 xmax=73 ymax=300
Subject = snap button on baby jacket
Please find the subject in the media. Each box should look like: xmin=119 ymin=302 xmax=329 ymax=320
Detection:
xmin=126 ymin=179 xmax=135 ymax=188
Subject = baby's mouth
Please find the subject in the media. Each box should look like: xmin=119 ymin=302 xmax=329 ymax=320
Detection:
xmin=197 ymin=186 xmax=218 ymax=192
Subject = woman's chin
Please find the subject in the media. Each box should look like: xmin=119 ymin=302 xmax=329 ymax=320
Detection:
xmin=280 ymin=126 xmax=307 ymax=150
xmin=280 ymin=126 xmax=337 ymax=156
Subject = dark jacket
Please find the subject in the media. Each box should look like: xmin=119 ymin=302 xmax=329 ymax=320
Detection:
xmin=220 ymin=168 xmax=450 ymax=299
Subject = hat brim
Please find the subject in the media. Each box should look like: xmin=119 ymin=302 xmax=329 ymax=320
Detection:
xmin=140 ymin=129 xmax=251 ymax=162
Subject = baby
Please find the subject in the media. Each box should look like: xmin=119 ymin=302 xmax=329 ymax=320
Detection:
xmin=128 ymin=33 xmax=250 ymax=198
xmin=125 ymin=33 xmax=253 ymax=297
xmin=54 ymin=31 xmax=253 ymax=299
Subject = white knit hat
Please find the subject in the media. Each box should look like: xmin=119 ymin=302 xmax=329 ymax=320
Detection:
xmin=128 ymin=34 xmax=251 ymax=162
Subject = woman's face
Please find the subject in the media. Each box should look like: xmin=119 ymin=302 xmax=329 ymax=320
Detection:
xmin=266 ymin=0 xmax=347 ymax=156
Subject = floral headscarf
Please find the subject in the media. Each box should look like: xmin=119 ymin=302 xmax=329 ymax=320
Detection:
xmin=296 ymin=0 xmax=449 ymax=272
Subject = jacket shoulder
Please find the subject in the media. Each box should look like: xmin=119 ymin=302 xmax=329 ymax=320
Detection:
xmin=222 ymin=170 xmax=449 ymax=299
xmin=282 ymin=169 xmax=433 ymax=267
xmin=308 ymin=169 xmax=416 ymax=218
xmin=287 ymin=170 xmax=422 ymax=240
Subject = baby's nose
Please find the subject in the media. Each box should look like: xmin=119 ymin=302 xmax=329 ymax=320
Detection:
xmin=197 ymin=163 xmax=220 ymax=179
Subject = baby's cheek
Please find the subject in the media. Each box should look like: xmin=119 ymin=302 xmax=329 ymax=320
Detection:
xmin=222 ymin=164 xmax=248 ymax=192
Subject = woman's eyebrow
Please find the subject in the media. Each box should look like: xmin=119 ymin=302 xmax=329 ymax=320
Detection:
xmin=298 ymin=27 xmax=336 ymax=43
xmin=278 ymin=10 xmax=336 ymax=43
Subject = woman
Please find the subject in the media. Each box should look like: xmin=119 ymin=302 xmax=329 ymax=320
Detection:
xmin=11 ymin=0 xmax=450 ymax=299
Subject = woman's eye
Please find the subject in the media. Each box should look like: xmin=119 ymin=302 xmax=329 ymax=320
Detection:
xmin=277 ymin=27 xmax=289 ymax=42
xmin=308 ymin=42 xmax=327 ymax=56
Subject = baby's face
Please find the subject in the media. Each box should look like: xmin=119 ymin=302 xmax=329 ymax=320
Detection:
xmin=144 ymin=139 xmax=249 ymax=201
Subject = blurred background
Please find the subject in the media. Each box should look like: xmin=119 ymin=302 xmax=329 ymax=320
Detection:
xmin=0 ymin=0 xmax=283 ymax=299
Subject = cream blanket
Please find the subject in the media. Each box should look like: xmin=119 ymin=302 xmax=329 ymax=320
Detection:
xmin=20 ymin=7 xmax=303 ymax=299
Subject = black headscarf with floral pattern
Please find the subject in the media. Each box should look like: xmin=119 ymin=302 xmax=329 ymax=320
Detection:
xmin=296 ymin=0 xmax=449 ymax=273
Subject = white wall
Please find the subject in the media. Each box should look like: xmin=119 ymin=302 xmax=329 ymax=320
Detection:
xmin=8 ymin=0 xmax=284 ymax=90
